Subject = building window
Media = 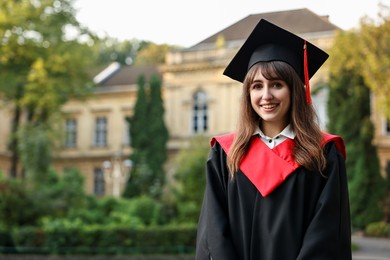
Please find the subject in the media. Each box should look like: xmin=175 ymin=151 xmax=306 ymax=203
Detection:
xmin=94 ymin=117 xmax=107 ymax=147
xmin=385 ymin=119 xmax=390 ymax=135
xmin=94 ymin=167 xmax=105 ymax=196
xmin=65 ymin=118 xmax=77 ymax=148
xmin=123 ymin=117 xmax=131 ymax=146
xmin=192 ymin=90 xmax=208 ymax=133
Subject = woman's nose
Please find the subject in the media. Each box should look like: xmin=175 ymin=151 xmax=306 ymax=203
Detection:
xmin=262 ymin=87 xmax=273 ymax=100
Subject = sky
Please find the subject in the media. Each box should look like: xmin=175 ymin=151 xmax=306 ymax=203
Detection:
xmin=74 ymin=0 xmax=389 ymax=47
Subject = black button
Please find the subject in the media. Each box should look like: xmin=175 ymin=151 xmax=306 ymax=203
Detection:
xmin=268 ymin=140 xmax=272 ymax=143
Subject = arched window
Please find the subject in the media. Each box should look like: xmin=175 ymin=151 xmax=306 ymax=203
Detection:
xmin=193 ymin=90 xmax=208 ymax=133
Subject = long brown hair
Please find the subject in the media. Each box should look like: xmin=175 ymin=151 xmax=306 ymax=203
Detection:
xmin=227 ymin=61 xmax=326 ymax=176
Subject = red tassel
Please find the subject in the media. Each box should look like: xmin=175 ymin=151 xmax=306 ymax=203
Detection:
xmin=303 ymin=40 xmax=311 ymax=104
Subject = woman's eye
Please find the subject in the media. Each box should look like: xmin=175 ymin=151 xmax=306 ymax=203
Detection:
xmin=252 ymin=83 xmax=262 ymax=89
xmin=272 ymin=82 xmax=283 ymax=88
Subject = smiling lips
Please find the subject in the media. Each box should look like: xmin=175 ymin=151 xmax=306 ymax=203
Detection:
xmin=261 ymin=104 xmax=278 ymax=110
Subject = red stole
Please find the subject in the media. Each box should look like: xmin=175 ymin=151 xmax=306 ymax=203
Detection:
xmin=210 ymin=132 xmax=346 ymax=197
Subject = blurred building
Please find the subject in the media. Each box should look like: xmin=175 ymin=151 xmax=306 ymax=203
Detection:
xmin=53 ymin=64 xmax=161 ymax=196
xmin=5 ymin=8 xmax=387 ymax=195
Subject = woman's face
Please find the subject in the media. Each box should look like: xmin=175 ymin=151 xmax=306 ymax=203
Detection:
xmin=249 ymin=67 xmax=291 ymax=134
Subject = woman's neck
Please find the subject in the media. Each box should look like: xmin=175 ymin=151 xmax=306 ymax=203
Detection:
xmin=260 ymin=121 xmax=289 ymax=138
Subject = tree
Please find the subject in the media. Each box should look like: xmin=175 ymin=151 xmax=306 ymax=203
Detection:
xmin=327 ymin=30 xmax=386 ymax=229
xmin=125 ymin=74 xmax=152 ymax=197
xmin=359 ymin=3 xmax=390 ymax=118
xmin=384 ymin=163 xmax=390 ymax=222
xmin=134 ymin=43 xmax=171 ymax=65
xmin=90 ymin=37 xmax=177 ymax=66
xmin=173 ymin=135 xmax=210 ymax=223
xmin=0 ymin=167 xmax=87 ymax=229
xmin=124 ymin=73 xmax=169 ymax=199
xmin=145 ymin=75 xmax=169 ymax=196
xmin=91 ymin=37 xmax=151 ymax=66
xmin=0 ymin=0 xmax=94 ymax=178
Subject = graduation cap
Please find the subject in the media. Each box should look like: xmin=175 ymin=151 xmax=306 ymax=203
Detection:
xmin=223 ymin=19 xmax=329 ymax=104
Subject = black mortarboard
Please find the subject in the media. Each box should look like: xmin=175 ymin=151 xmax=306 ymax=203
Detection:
xmin=223 ymin=19 xmax=329 ymax=104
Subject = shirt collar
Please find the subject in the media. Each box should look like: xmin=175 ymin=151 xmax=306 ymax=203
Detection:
xmin=253 ymin=124 xmax=295 ymax=140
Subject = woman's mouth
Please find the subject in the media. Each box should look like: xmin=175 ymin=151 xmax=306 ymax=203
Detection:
xmin=261 ymin=104 xmax=277 ymax=109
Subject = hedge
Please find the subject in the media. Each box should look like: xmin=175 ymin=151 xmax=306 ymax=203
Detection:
xmin=1 ymin=225 xmax=197 ymax=255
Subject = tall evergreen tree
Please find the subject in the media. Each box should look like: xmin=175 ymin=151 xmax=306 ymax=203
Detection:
xmin=125 ymin=73 xmax=168 ymax=199
xmin=129 ymin=75 xmax=149 ymax=159
xmin=125 ymin=75 xmax=151 ymax=197
xmin=327 ymin=30 xmax=386 ymax=229
xmin=146 ymin=74 xmax=169 ymax=197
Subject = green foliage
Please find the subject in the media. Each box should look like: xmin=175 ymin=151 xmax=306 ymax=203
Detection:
xmin=124 ymin=195 xmax=162 ymax=226
xmin=0 ymin=168 xmax=194 ymax=253
xmin=126 ymin=74 xmax=151 ymax=197
xmin=124 ymin=160 xmax=153 ymax=198
xmin=349 ymin=138 xmax=385 ymax=228
xmin=146 ymin=75 xmax=169 ymax=193
xmin=0 ymin=0 xmax=94 ymax=113
xmin=42 ymin=168 xmax=88 ymax=214
xmin=91 ymin=37 xmax=156 ymax=66
xmin=384 ymin=164 xmax=390 ymax=222
xmin=42 ymin=196 xmax=136 ymax=228
xmin=134 ymin=43 xmax=171 ymax=65
xmin=12 ymin=225 xmax=197 ymax=255
xmin=328 ymin=30 xmax=386 ymax=229
xmin=0 ymin=0 xmax=95 ymax=177
xmin=125 ymin=73 xmax=168 ymax=199
xmin=365 ymin=221 xmax=390 ymax=238
xmin=129 ymin=74 xmax=149 ymax=157
xmin=359 ymin=4 xmax=390 ymax=119
xmin=40 ymin=195 xmax=165 ymax=229
xmin=173 ymin=135 xmax=210 ymax=223
xmin=0 ymin=168 xmax=88 ymax=228
xmin=0 ymin=175 xmax=41 ymax=228
xmin=17 ymin=123 xmax=53 ymax=182
xmin=0 ymin=169 xmax=172 ymax=231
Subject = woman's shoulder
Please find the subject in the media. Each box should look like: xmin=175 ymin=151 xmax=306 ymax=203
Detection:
xmin=321 ymin=132 xmax=346 ymax=159
xmin=210 ymin=132 xmax=236 ymax=151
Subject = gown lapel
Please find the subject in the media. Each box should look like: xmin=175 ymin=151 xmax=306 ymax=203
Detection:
xmin=211 ymin=132 xmax=345 ymax=197
xmin=240 ymin=137 xmax=299 ymax=197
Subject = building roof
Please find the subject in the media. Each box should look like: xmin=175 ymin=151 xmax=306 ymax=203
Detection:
xmin=96 ymin=64 xmax=161 ymax=87
xmin=193 ymin=8 xmax=340 ymax=46
xmin=96 ymin=9 xmax=339 ymax=85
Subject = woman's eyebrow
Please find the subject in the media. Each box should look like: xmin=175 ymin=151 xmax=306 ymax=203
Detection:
xmin=251 ymin=78 xmax=264 ymax=83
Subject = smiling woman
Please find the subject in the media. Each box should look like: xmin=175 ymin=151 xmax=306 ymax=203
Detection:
xmin=195 ymin=19 xmax=351 ymax=260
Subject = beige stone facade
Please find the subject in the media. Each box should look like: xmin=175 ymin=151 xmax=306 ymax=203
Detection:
xmin=53 ymin=85 xmax=136 ymax=196
xmin=6 ymin=9 xmax=388 ymax=196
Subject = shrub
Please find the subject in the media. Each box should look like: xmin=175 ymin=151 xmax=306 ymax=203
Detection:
xmin=0 ymin=176 xmax=41 ymax=227
xmin=365 ymin=221 xmax=390 ymax=237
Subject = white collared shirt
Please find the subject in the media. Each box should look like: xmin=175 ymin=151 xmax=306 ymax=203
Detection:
xmin=253 ymin=124 xmax=296 ymax=149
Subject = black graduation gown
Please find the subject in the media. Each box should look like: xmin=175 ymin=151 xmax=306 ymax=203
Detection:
xmin=195 ymin=133 xmax=351 ymax=260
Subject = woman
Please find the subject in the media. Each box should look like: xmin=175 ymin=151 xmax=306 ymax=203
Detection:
xmin=195 ymin=19 xmax=351 ymax=260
